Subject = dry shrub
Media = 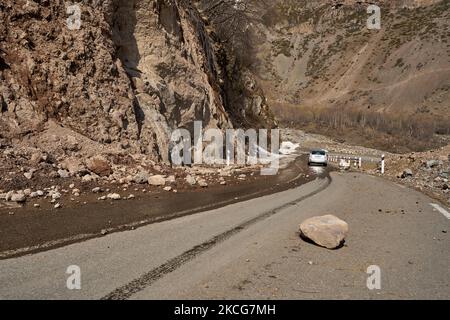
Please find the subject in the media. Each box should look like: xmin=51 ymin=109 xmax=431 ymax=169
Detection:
xmin=274 ymin=105 xmax=450 ymax=153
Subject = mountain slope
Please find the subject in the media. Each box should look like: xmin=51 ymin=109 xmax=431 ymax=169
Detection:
xmin=257 ymin=0 xmax=450 ymax=117
xmin=199 ymin=0 xmax=449 ymax=151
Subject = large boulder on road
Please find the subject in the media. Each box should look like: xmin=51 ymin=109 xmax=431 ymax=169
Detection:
xmin=299 ymin=215 xmax=348 ymax=249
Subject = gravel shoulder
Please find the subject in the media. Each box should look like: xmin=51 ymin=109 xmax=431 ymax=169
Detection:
xmin=0 ymin=155 xmax=319 ymax=259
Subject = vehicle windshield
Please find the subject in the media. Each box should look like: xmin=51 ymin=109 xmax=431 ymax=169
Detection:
xmin=311 ymin=150 xmax=326 ymax=155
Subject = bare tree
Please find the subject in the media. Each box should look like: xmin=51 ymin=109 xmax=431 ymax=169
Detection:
xmin=193 ymin=0 xmax=269 ymax=67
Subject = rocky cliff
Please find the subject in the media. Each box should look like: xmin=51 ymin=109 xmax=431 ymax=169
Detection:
xmin=0 ymin=0 xmax=274 ymax=167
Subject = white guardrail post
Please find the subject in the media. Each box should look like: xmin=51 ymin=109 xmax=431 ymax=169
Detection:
xmin=381 ymin=154 xmax=385 ymax=174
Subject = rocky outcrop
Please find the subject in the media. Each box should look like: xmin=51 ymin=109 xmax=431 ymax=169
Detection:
xmin=0 ymin=0 xmax=273 ymax=168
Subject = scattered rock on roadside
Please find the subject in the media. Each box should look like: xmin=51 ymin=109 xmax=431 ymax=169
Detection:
xmin=86 ymin=155 xmax=112 ymax=177
xmin=133 ymin=171 xmax=149 ymax=184
xmin=148 ymin=175 xmax=166 ymax=186
xmin=57 ymin=169 xmax=70 ymax=178
xmin=24 ymin=171 xmax=34 ymax=180
xmin=50 ymin=191 xmax=61 ymax=200
xmin=11 ymin=193 xmax=26 ymax=203
xmin=92 ymin=187 xmax=102 ymax=193
xmin=5 ymin=191 xmax=14 ymax=201
xmin=402 ymin=169 xmax=413 ymax=178
xmin=185 ymin=175 xmax=196 ymax=186
xmin=82 ymin=174 xmax=97 ymax=183
xmin=198 ymin=179 xmax=208 ymax=188
xmin=167 ymin=175 xmax=176 ymax=184
xmin=299 ymin=215 xmax=348 ymax=249
xmin=107 ymin=193 xmax=121 ymax=200
xmin=426 ymin=160 xmax=439 ymax=168
xmin=61 ymin=157 xmax=86 ymax=175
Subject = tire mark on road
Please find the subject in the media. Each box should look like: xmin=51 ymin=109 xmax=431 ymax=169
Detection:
xmin=101 ymin=176 xmax=332 ymax=300
xmin=1 ymin=156 xmax=317 ymax=261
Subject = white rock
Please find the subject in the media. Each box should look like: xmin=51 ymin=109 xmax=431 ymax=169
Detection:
xmin=133 ymin=171 xmax=149 ymax=184
xmin=148 ymin=175 xmax=166 ymax=186
xmin=198 ymin=179 xmax=208 ymax=188
xmin=185 ymin=175 xmax=197 ymax=185
xmin=51 ymin=192 xmax=61 ymax=200
xmin=58 ymin=169 xmax=70 ymax=178
xmin=107 ymin=193 xmax=121 ymax=200
xmin=11 ymin=193 xmax=26 ymax=203
xmin=82 ymin=174 xmax=97 ymax=183
xmin=24 ymin=171 xmax=33 ymax=180
xmin=92 ymin=187 xmax=102 ymax=193
xmin=5 ymin=191 xmax=14 ymax=201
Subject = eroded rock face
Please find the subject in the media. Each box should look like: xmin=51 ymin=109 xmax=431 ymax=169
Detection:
xmin=299 ymin=215 xmax=349 ymax=249
xmin=0 ymin=0 xmax=272 ymax=165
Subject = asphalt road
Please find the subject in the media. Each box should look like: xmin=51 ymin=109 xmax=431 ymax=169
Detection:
xmin=0 ymin=156 xmax=314 ymax=258
xmin=0 ymin=168 xmax=449 ymax=299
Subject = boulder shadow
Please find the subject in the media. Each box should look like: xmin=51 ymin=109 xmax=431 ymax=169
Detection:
xmin=298 ymin=231 xmax=346 ymax=250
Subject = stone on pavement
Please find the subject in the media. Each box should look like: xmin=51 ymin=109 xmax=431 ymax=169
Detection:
xmin=299 ymin=215 xmax=348 ymax=249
